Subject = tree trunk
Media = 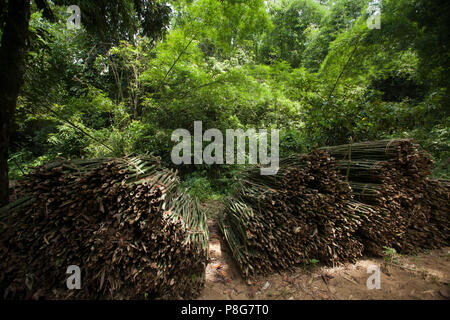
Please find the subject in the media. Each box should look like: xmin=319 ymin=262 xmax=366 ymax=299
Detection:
xmin=0 ymin=0 xmax=30 ymax=206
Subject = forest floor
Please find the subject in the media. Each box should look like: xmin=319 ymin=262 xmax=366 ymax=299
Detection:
xmin=199 ymin=218 xmax=450 ymax=300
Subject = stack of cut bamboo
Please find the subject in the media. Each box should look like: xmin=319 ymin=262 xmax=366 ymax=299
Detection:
xmin=326 ymin=139 xmax=447 ymax=255
xmin=220 ymin=139 xmax=449 ymax=278
xmin=220 ymin=150 xmax=364 ymax=277
xmin=0 ymin=156 xmax=208 ymax=299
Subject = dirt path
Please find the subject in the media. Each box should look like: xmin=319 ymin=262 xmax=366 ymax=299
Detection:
xmin=198 ymin=219 xmax=450 ymax=300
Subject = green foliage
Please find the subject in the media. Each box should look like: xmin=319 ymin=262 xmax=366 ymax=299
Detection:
xmin=172 ymin=0 xmax=271 ymax=53
xmin=382 ymin=246 xmax=398 ymax=263
xmin=8 ymin=0 xmax=450 ymax=193
xmin=279 ymin=128 xmax=309 ymax=156
xmin=180 ymin=173 xmax=214 ymax=202
xmin=259 ymin=0 xmax=327 ymax=68
xmin=52 ymin=0 xmax=171 ymax=43
xmin=180 ymin=170 xmax=231 ymax=202
xmin=8 ymin=151 xmax=52 ymax=180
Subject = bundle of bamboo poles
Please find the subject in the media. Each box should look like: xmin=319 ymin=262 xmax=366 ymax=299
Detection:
xmin=220 ymin=150 xmax=365 ymax=277
xmin=399 ymin=178 xmax=449 ymax=252
xmin=0 ymin=156 xmax=208 ymax=300
xmin=220 ymin=139 xmax=449 ymax=278
xmin=325 ymin=139 xmax=448 ymax=255
xmin=321 ymin=139 xmax=433 ymax=176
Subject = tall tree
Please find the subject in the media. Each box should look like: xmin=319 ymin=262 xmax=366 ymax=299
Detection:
xmin=0 ymin=0 xmax=31 ymax=206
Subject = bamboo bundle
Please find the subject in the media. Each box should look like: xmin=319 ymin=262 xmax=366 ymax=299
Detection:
xmin=0 ymin=156 xmax=208 ymax=300
xmin=219 ymin=150 xmax=364 ymax=277
xmin=220 ymin=139 xmax=449 ymax=278
xmin=321 ymin=139 xmax=433 ymax=176
xmin=401 ymin=179 xmax=450 ymax=251
xmin=323 ymin=139 xmax=448 ymax=255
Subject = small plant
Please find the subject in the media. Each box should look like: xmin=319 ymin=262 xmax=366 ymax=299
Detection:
xmin=382 ymin=246 xmax=398 ymax=263
xmin=308 ymin=258 xmax=320 ymax=265
xmin=303 ymin=258 xmax=320 ymax=270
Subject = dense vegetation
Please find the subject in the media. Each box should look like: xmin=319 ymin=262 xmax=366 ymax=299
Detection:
xmin=2 ymin=0 xmax=449 ymax=205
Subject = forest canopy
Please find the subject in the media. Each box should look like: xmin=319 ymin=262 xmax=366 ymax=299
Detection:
xmin=2 ymin=0 xmax=449 ymax=204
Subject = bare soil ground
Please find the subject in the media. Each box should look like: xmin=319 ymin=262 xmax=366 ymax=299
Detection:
xmin=199 ymin=219 xmax=450 ymax=300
